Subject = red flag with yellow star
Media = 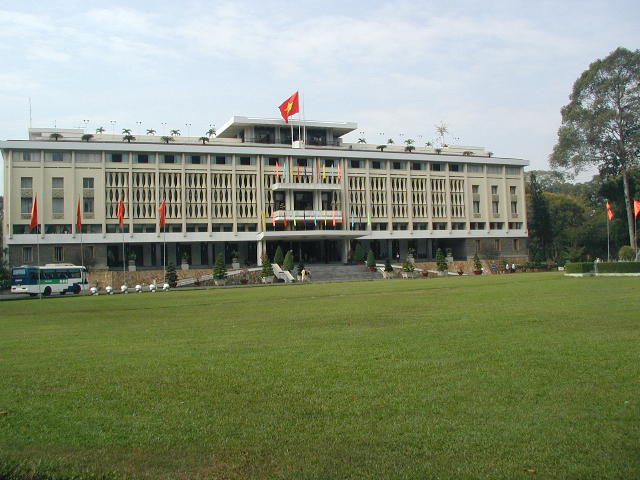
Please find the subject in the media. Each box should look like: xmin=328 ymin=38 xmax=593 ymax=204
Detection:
xmin=279 ymin=92 xmax=299 ymax=123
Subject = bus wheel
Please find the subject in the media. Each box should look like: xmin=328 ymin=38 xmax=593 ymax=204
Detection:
xmin=43 ymin=286 xmax=52 ymax=296
xmin=29 ymin=293 xmax=37 ymax=297
xmin=73 ymin=284 xmax=81 ymax=294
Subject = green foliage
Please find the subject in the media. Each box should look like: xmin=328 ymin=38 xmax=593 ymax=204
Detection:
xmin=618 ymin=245 xmax=636 ymax=261
xmin=274 ymin=246 xmax=284 ymax=266
xmin=164 ymin=263 xmax=178 ymax=285
xmin=402 ymin=259 xmax=415 ymax=272
xmin=565 ymin=262 xmax=594 ymax=274
xmin=527 ymin=172 xmax=553 ymax=261
xmin=366 ymin=249 xmax=376 ymax=269
xmin=353 ymin=243 xmax=365 ymax=263
xmin=598 ymin=261 xmax=640 ymax=273
xmin=261 ymin=255 xmax=274 ymax=277
xmin=296 ymin=260 xmax=305 ymax=275
xmin=435 ymin=248 xmax=448 ymax=272
xmin=212 ymin=252 xmax=227 ymax=280
xmin=384 ymin=259 xmax=393 ymax=272
xmin=282 ymin=250 xmax=294 ymax=272
xmin=473 ymin=253 xmax=482 ymax=271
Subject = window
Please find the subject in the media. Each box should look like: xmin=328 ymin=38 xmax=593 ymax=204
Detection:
xmin=296 ymin=158 xmax=308 ymax=167
xmin=85 ymin=246 xmax=95 ymax=260
xmin=190 ymin=155 xmax=201 ymax=164
xmin=137 ymin=154 xmax=149 ymax=164
xmin=392 ymin=162 xmax=404 ymax=170
xmin=52 ymin=177 xmax=63 ymax=188
xmin=430 ymin=163 xmax=443 ymax=171
xmin=511 ymin=200 xmax=518 ymax=214
xmin=83 ymin=197 xmax=94 ymax=214
xmin=83 ymin=177 xmax=94 ymax=189
xmin=22 ymin=151 xmax=32 ymax=161
xmin=490 ymin=222 xmax=504 ymax=230
xmin=492 ymin=201 xmax=500 ymax=215
xmin=54 ymin=247 xmax=64 ymax=262
xmin=52 ymin=152 xmax=63 ymax=162
xmin=411 ymin=162 xmax=423 ymax=170
xmin=371 ymin=161 xmax=382 ymax=169
xmin=491 ymin=185 xmax=498 ymax=195
xmin=22 ymin=247 xmax=33 ymax=262
xmin=21 ymin=197 xmax=32 ymax=214
xmin=163 ymin=154 xmax=175 ymax=164
xmin=473 ymin=200 xmax=480 ymax=214
xmin=513 ymin=239 xmax=520 ymax=251
xmin=324 ymin=159 xmax=335 ymax=167
xmin=268 ymin=157 xmax=279 ymax=166
xmin=239 ymin=156 xmax=251 ymax=166
xmin=494 ymin=239 xmax=502 ymax=251
xmin=449 ymin=164 xmax=462 ymax=172
xmin=432 ymin=222 xmax=448 ymax=230
xmin=470 ymin=222 xmax=485 ymax=230
xmin=350 ymin=160 xmax=362 ymax=168
xmin=472 ymin=185 xmax=479 ymax=194
xmin=215 ymin=156 xmax=227 ymax=165
xmin=509 ymin=222 xmax=523 ymax=229
xmin=52 ymin=198 xmax=64 ymax=214
xmin=21 ymin=177 xmax=32 ymax=189
xmin=506 ymin=166 xmax=521 ymax=175
xmin=468 ymin=164 xmax=483 ymax=173
xmin=510 ymin=186 xmax=516 ymax=195
xmin=109 ymin=153 xmax=123 ymax=162
xmin=451 ymin=222 xmax=466 ymax=230
xmin=488 ymin=165 xmax=502 ymax=174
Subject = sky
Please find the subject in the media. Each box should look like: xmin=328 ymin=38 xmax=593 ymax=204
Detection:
xmin=1 ymin=0 xmax=639 ymax=193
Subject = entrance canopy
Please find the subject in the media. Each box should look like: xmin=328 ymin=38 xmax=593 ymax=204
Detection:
xmin=257 ymin=230 xmax=366 ymax=241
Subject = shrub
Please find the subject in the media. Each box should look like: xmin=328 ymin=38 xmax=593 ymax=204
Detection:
xmin=353 ymin=243 xmax=365 ymax=263
xmin=384 ymin=259 xmax=394 ymax=272
xmin=297 ymin=261 xmax=305 ymax=275
xmin=618 ymin=245 xmax=636 ymax=261
xmin=261 ymin=255 xmax=274 ymax=277
xmin=436 ymin=248 xmax=448 ymax=272
xmin=282 ymin=250 xmax=294 ymax=272
xmin=274 ymin=246 xmax=284 ymax=266
xmin=366 ymin=249 xmax=376 ymax=269
xmin=212 ymin=252 xmax=227 ymax=280
xmin=565 ymin=262 xmax=593 ymax=274
xmin=598 ymin=261 xmax=640 ymax=273
xmin=165 ymin=263 xmax=178 ymax=286
xmin=473 ymin=253 xmax=482 ymax=271
xmin=402 ymin=259 xmax=415 ymax=272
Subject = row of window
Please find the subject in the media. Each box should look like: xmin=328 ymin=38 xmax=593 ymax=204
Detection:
xmin=21 ymin=245 xmax=94 ymax=263
xmin=14 ymin=151 xmax=522 ymax=174
xmin=20 ymin=177 xmax=95 ymax=216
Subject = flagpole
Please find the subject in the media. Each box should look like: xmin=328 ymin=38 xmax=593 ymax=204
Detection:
xmin=301 ymin=90 xmax=306 ymax=145
xmin=607 ymin=209 xmax=610 ymax=262
xmin=36 ymin=223 xmax=41 ymax=299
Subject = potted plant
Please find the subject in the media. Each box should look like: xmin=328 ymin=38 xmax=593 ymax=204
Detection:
xmin=407 ymin=247 xmax=416 ymax=264
xmin=282 ymin=250 xmax=294 ymax=272
xmin=445 ymin=248 xmax=454 ymax=263
xmin=366 ymin=249 xmax=376 ymax=272
xmin=231 ymin=250 xmax=240 ymax=270
xmin=261 ymin=254 xmax=275 ymax=284
xmin=436 ymin=248 xmax=448 ymax=276
xmin=401 ymin=258 xmax=416 ymax=279
xmin=353 ymin=243 xmax=365 ymax=264
xmin=383 ymin=259 xmax=394 ymax=279
xmin=212 ymin=252 xmax=227 ymax=286
xmin=472 ymin=253 xmax=483 ymax=275
xmin=127 ymin=252 xmax=137 ymax=272
xmin=274 ymin=246 xmax=285 ymax=267
xmin=181 ymin=251 xmax=190 ymax=270
xmin=165 ymin=263 xmax=178 ymax=288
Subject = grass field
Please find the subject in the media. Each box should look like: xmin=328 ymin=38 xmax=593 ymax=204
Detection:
xmin=0 ymin=273 xmax=638 ymax=479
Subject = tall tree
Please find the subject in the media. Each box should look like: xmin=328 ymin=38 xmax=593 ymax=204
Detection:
xmin=527 ymin=173 xmax=553 ymax=261
xmin=550 ymin=47 xmax=640 ymax=250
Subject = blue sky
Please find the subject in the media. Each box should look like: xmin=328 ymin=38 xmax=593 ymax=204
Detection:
xmin=1 ymin=0 xmax=639 ymax=192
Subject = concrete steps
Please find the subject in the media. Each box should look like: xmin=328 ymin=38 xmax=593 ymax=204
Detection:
xmin=299 ymin=263 xmax=382 ymax=283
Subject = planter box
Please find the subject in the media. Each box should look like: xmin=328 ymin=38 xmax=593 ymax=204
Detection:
xmin=382 ymin=271 xmax=394 ymax=279
xmin=128 ymin=260 xmax=136 ymax=272
xmin=231 ymin=261 xmax=240 ymax=270
xmin=262 ymin=276 xmax=275 ymax=284
xmin=181 ymin=262 xmax=189 ymax=271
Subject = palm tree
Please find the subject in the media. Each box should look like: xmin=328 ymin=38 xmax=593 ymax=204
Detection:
xmin=81 ymin=134 xmax=94 ymax=142
xmin=405 ymin=144 xmax=415 ymax=153
xmin=425 ymin=141 xmax=433 ymax=147
xmin=161 ymin=136 xmax=174 ymax=144
xmin=170 ymin=129 xmax=181 ymax=136
xmin=49 ymin=133 xmax=63 ymax=141
xmin=123 ymin=134 xmax=136 ymax=143
xmin=405 ymin=138 xmax=414 ymax=146
xmin=96 ymin=127 xmax=105 ymax=134
xmin=357 ymin=138 xmax=366 ymax=143
xmin=387 ymin=138 xmax=394 ymax=145
xmin=487 ymin=152 xmax=494 ymax=157
xmin=199 ymin=137 xmax=210 ymax=145
xmin=435 ymin=148 xmax=442 ymax=155
xmin=122 ymin=128 xmax=132 ymax=135
xmin=376 ymin=145 xmax=386 ymax=152
xmin=146 ymin=129 xmax=156 ymax=135
xmin=206 ymin=128 xmax=216 ymax=137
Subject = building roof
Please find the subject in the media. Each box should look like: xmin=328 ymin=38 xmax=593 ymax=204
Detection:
xmin=216 ymin=116 xmax=358 ymax=138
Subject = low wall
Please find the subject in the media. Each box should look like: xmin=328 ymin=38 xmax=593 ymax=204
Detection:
xmin=89 ymin=268 xmax=212 ymax=288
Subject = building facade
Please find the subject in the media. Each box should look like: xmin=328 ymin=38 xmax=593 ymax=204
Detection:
xmin=1 ymin=116 xmax=529 ymax=269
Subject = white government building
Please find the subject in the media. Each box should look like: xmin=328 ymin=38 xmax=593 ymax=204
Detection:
xmin=1 ymin=116 xmax=528 ymax=269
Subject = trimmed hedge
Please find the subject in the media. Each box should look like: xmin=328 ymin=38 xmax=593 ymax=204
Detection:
xmin=597 ymin=261 xmax=640 ymax=273
xmin=565 ymin=262 xmax=593 ymax=274
xmin=565 ymin=261 xmax=640 ymax=274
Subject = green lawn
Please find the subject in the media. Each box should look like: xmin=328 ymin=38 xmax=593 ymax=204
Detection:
xmin=0 ymin=273 xmax=638 ymax=479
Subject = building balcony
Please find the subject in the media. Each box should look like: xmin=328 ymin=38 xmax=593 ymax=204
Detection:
xmin=272 ymin=209 xmax=344 ymax=223
xmin=272 ymin=181 xmax=342 ymax=191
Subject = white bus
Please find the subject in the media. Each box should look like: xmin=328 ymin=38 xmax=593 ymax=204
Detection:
xmin=11 ymin=264 xmax=89 ymax=296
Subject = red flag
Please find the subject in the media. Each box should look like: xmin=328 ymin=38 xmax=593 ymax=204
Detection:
xmin=76 ymin=198 xmax=82 ymax=231
xmin=284 ymin=210 xmax=288 ymax=227
xmin=635 ymin=200 xmax=640 ymax=219
xmin=275 ymin=161 xmax=281 ymax=177
xmin=278 ymin=91 xmax=299 ymax=123
xmin=332 ymin=209 xmax=336 ymax=227
xmin=29 ymin=195 xmax=38 ymax=230
xmin=606 ymin=201 xmax=614 ymax=221
xmin=117 ymin=199 xmax=125 ymax=227
xmin=158 ymin=200 xmax=167 ymax=228
xmin=297 ymin=164 xmax=300 ymax=177
xmin=337 ymin=164 xmax=342 ymax=179
xmin=272 ymin=210 xmax=276 ymax=226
